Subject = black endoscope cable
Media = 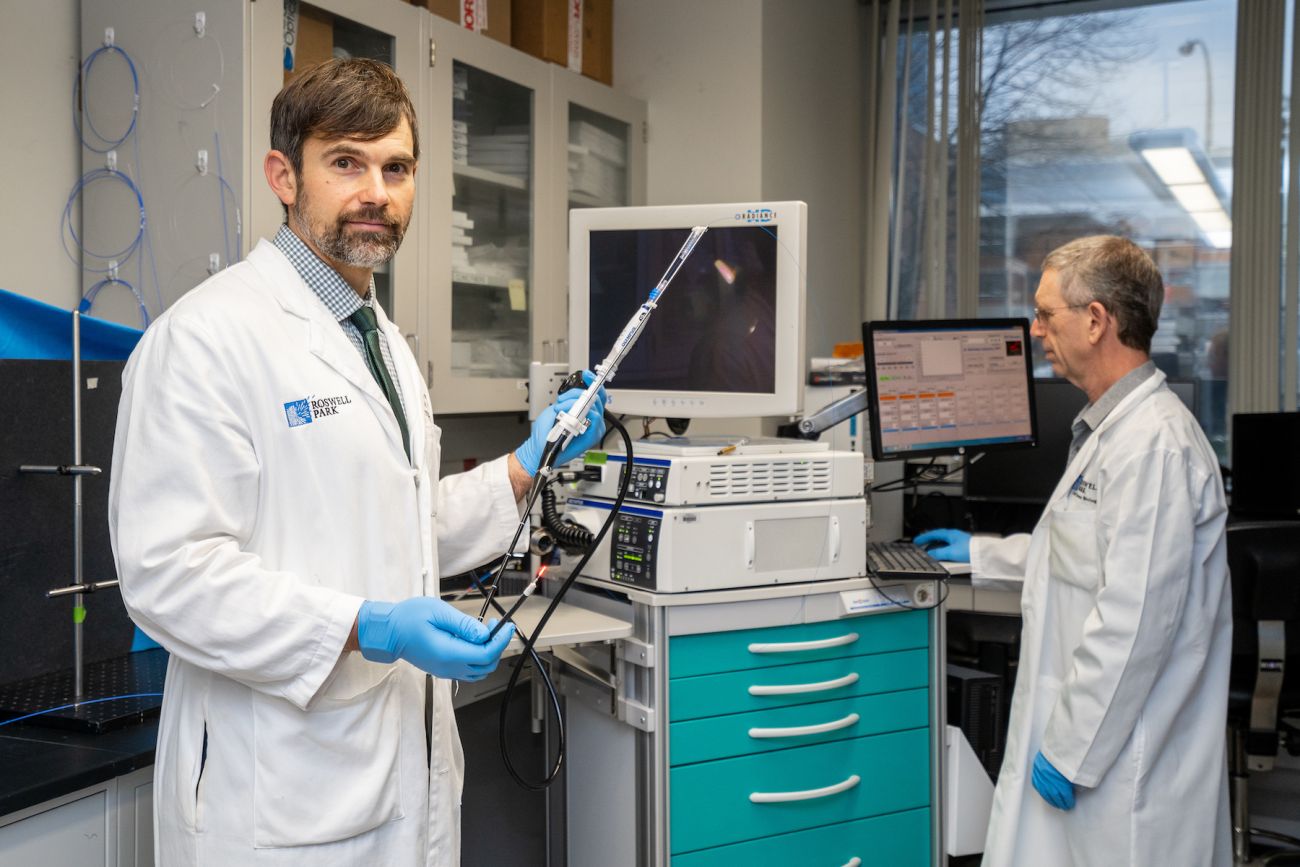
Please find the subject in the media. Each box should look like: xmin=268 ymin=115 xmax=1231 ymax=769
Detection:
xmin=473 ymin=409 xmax=633 ymax=790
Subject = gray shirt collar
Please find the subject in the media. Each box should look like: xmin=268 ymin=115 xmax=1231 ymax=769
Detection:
xmin=1067 ymin=360 xmax=1157 ymax=462
xmin=1076 ymin=360 xmax=1158 ymax=431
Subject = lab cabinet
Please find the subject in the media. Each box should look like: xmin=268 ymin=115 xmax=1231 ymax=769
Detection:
xmin=423 ymin=21 xmax=646 ymax=413
xmin=559 ymin=584 xmax=942 ymax=866
xmin=423 ymin=20 xmax=553 ymax=412
xmin=542 ymin=67 xmax=648 ymax=369
xmin=0 ymin=766 xmax=153 ymax=867
xmin=79 ymin=0 xmax=427 ymax=341
xmin=82 ymin=0 xmax=644 ymax=413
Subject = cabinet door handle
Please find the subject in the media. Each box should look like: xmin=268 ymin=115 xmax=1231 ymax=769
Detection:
xmin=748 ymin=672 xmax=859 ymax=696
xmin=830 ymin=515 xmax=840 ymax=563
xmin=749 ymin=773 xmax=860 ymax=804
xmin=748 ymin=633 xmax=859 ymax=654
xmin=748 ymin=712 xmax=859 ymax=739
xmin=404 ymin=333 xmax=427 ymax=386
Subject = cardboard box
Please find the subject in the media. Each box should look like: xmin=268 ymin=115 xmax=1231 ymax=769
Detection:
xmin=418 ymin=0 xmax=512 ymax=45
xmin=512 ymin=0 xmax=612 ymax=86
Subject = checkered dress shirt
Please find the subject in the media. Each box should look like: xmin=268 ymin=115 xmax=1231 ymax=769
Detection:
xmin=274 ymin=225 xmax=404 ymax=412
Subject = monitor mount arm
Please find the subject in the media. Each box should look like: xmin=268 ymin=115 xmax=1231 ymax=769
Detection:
xmin=791 ymin=388 xmax=870 ymax=440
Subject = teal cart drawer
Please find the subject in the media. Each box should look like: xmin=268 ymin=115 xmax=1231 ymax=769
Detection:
xmin=671 ymin=688 xmax=928 ymax=766
xmin=670 ymin=648 xmax=927 ymax=723
xmin=672 ymin=806 xmax=931 ymax=866
xmin=670 ymin=609 xmax=928 ymax=679
xmin=670 ymin=727 xmax=930 ymax=854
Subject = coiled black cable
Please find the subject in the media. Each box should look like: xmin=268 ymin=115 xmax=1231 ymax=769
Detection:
xmin=541 ymin=484 xmax=595 ymax=551
xmin=493 ymin=410 xmax=633 ymax=790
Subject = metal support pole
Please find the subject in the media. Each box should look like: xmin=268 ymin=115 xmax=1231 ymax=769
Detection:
xmin=72 ymin=311 xmax=85 ymax=700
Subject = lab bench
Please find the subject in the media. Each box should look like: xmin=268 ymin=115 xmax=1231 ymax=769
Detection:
xmin=0 ymin=721 xmax=157 ymax=865
xmin=0 ymin=596 xmax=633 ymax=867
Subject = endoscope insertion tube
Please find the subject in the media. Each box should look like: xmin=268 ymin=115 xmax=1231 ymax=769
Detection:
xmin=526 ymin=225 xmax=708 ymax=493
xmin=478 ymin=225 xmax=709 ymax=630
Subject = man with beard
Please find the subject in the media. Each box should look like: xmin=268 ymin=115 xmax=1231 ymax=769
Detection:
xmin=108 ymin=59 xmax=605 ymax=865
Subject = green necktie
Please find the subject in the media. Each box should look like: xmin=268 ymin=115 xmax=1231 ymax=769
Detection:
xmin=348 ymin=305 xmax=410 ymax=460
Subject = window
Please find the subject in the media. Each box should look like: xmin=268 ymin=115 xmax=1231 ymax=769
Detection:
xmin=889 ymin=0 xmax=1237 ymax=455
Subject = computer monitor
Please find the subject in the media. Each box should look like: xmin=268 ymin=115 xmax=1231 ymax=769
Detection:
xmin=966 ymin=378 xmax=1198 ymax=504
xmin=863 ymin=318 xmax=1038 ymax=461
xmin=568 ymin=202 xmax=807 ymax=418
xmin=1231 ymin=412 xmax=1300 ymax=518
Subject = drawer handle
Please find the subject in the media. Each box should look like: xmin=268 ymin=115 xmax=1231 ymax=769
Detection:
xmin=748 ymin=672 xmax=859 ymax=696
xmin=749 ymin=773 xmax=860 ymax=804
xmin=843 ymin=860 xmax=862 ymax=867
xmin=748 ymin=712 xmax=860 ymax=739
xmin=748 ymin=633 xmax=859 ymax=654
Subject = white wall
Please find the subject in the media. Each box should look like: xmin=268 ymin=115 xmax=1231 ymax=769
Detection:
xmin=613 ymin=0 xmax=765 ymax=204
xmin=613 ymin=0 xmax=863 ymax=434
xmin=761 ymin=0 xmax=863 ymax=358
xmin=614 ymin=0 xmax=862 ymax=357
xmin=0 ymin=0 xmax=82 ymax=308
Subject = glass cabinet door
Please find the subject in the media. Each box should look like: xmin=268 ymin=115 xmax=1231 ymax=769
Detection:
xmin=566 ymin=103 xmax=632 ymax=209
xmin=448 ymin=60 xmax=534 ymax=383
xmin=550 ymin=69 xmax=647 ymax=373
xmin=425 ymin=21 xmax=551 ymax=413
xmin=249 ymin=0 xmax=423 ymax=337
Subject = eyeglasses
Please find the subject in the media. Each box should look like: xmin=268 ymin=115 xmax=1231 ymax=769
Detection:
xmin=1032 ymin=303 xmax=1090 ymax=324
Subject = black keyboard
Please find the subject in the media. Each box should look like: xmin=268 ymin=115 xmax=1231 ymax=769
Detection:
xmin=866 ymin=541 xmax=950 ymax=580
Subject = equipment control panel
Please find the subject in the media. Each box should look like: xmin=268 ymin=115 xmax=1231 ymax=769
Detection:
xmin=610 ymin=512 xmax=661 ymax=589
xmin=619 ymin=463 xmax=670 ymax=503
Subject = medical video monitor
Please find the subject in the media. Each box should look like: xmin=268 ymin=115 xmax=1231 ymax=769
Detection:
xmin=863 ymin=318 xmax=1038 ymax=461
xmin=568 ymin=202 xmax=807 ymax=418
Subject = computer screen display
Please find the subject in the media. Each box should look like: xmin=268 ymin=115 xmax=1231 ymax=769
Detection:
xmin=863 ymin=318 xmax=1037 ymax=460
xmin=964 ymin=378 xmax=1198 ymax=504
xmin=569 ymin=202 xmax=807 ymax=418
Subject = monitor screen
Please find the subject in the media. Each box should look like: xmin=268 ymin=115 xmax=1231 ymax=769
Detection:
xmin=964 ymin=378 xmax=1198 ymax=504
xmin=1232 ymin=412 xmax=1300 ymax=518
xmin=569 ymin=202 xmax=806 ymax=418
xmin=863 ymin=318 xmax=1038 ymax=460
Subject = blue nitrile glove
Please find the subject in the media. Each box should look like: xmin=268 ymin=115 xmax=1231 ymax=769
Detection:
xmin=913 ymin=528 xmax=971 ymax=562
xmin=1031 ymin=751 xmax=1076 ymax=811
xmin=516 ymin=371 xmax=607 ymax=474
xmin=357 ymin=597 xmax=515 ymax=682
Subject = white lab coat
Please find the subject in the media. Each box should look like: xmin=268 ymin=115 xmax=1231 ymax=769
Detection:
xmin=972 ymin=370 xmax=1232 ymax=866
xmin=108 ymin=240 xmax=521 ymax=866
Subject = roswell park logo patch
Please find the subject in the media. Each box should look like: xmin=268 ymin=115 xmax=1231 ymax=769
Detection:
xmin=284 ymin=394 xmax=353 ymax=427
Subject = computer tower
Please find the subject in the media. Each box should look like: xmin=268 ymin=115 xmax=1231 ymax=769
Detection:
xmin=947 ymin=663 xmax=1005 ymax=780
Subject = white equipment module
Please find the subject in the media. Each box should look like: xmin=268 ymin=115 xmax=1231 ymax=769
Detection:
xmin=564 ymin=438 xmax=868 ymax=593
xmin=573 ymin=437 xmax=865 ymax=506
xmin=565 ymin=497 xmax=867 ymax=593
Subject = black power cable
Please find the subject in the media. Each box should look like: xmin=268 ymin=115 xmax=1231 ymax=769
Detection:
xmin=491 ymin=410 xmax=634 ymax=790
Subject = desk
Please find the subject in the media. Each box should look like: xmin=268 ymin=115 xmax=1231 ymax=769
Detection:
xmin=941 ymin=574 xmax=1023 ymax=616
xmin=450 ymin=594 xmax=633 ymax=655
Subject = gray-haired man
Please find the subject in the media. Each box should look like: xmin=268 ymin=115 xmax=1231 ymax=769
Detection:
xmin=918 ymin=236 xmax=1231 ymax=866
